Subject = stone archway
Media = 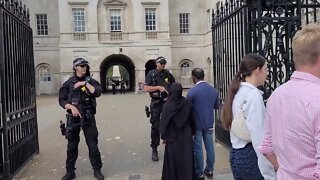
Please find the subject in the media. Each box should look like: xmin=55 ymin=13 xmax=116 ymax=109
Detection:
xmin=145 ymin=59 xmax=156 ymax=77
xmin=100 ymin=54 xmax=135 ymax=93
xmin=35 ymin=63 xmax=53 ymax=95
xmin=179 ymin=59 xmax=193 ymax=88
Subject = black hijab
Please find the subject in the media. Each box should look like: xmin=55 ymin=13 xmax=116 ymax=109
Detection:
xmin=160 ymin=83 xmax=192 ymax=140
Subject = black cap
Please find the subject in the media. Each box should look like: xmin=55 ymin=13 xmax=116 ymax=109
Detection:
xmin=73 ymin=57 xmax=89 ymax=66
xmin=156 ymin=56 xmax=167 ymax=64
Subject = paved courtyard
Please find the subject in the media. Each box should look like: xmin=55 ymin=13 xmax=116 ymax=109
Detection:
xmin=13 ymin=92 xmax=232 ymax=180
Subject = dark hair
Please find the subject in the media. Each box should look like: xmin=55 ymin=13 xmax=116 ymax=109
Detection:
xmin=192 ymin=68 xmax=205 ymax=80
xmin=221 ymin=53 xmax=266 ymax=130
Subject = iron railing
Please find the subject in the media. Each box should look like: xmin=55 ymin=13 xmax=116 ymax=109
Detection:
xmin=212 ymin=0 xmax=320 ymax=147
xmin=0 ymin=0 xmax=39 ymax=178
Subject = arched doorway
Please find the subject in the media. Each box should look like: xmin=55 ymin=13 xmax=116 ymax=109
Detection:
xmin=145 ymin=59 xmax=156 ymax=77
xmin=36 ymin=63 xmax=53 ymax=95
xmin=100 ymin=54 xmax=135 ymax=93
xmin=180 ymin=59 xmax=193 ymax=88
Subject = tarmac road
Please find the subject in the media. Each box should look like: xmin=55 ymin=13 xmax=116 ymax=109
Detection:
xmin=13 ymin=92 xmax=232 ymax=180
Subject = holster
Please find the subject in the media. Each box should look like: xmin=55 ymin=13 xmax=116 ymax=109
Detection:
xmin=64 ymin=114 xmax=82 ymax=139
xmin=145 ymin=105 xmax=151 ymax=118
xmin=65 ymin=114 xmax=72 ymax=139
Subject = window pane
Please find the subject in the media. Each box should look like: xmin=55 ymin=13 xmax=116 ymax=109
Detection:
xmin=145 ymin=8 xmax=156 ymax=31
xmin=110 ymin=9 xmax=122 ymax=32
xmin=181 ymin=62 xmax=191 ymax=76
xmin=36 ymin=14 xmax=48 ymax=35
xmin=72 ymin=9 xmax=86 ymax=32
xmin=179 ymin=13 xmax=189 ymax=34
xmin=39 ymin=67 xmax=51 ymax=82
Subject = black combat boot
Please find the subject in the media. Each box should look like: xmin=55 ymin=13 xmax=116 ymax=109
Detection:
xmin=152 ymin=148 xmax=159 ymax=161
xmin=94 ymin=169 xmax=105 ymax=180
xmin=61 ymin=171 xmax=75 ymax=180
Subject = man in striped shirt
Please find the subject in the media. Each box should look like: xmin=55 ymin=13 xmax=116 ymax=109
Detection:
xmin=259 ymin=24 xmax=320 ymax=179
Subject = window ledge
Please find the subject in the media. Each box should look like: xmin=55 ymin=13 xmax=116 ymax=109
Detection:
xmin=141 ymin=2 xmax=160 ymax=6
xmin=67 ymin=0 xmax=89 ymax=5
xmin=104 ymin=0 xmax=127 ymax=7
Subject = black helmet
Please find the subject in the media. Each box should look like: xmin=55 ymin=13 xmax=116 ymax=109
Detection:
xmin=73 ymin=57 xmax=89 ymax=66
xmin=156 ymin=56 xmax=167 ymax=64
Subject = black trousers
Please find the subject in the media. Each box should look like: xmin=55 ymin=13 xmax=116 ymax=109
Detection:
xmin=112 ymin=85 xmax=116 ymax=94
xmin=149 ymin=99 xmax=165 ymax=148
xmin=120 ymin=85 xmax=125 ymax=94
xmin=66 ymin=116 xmax=102 ymax=172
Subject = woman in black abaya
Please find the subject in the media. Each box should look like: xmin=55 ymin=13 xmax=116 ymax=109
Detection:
xmin=160 ymin=83 xmax=196 ymax=180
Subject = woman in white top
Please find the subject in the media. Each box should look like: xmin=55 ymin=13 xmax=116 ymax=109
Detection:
xmin=221 ymin=53 xmax=276 ymax=180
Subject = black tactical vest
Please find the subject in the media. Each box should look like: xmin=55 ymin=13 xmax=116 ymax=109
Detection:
xmin=149 ymin=69 xmax=174 ymax=99
xmin=67 ymin=76 xmax=96 ymax=111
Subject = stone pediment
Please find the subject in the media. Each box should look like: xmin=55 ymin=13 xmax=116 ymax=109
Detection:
xmin=104 ymin=0 xmax=127 ymax=7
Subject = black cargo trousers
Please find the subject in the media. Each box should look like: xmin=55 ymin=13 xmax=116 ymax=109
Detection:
xmin=66 ymin=115 xmax=102 ymax=172
xmin=149 ymin=99 xmax=165 ymax=148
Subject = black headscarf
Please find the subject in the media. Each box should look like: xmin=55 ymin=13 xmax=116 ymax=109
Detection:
xmin=160 ymin=83 xmax=193 ymax=141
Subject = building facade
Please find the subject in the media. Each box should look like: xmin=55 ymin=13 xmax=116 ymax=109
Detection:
xmin=22 ymin=0 xmax=217 ymax=94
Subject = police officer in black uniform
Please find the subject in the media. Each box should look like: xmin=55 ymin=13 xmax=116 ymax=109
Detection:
xmin=59 ymin=58 xmax=104 ymax=180
xmin=144 ymin=56 xmax=175 ymax=161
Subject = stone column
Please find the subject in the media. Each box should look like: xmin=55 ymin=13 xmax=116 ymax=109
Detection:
xmin=135 ymin=68 xmax=145 ymax=93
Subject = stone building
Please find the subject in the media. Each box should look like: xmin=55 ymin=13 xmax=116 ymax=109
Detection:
xmin=22 ymin=0 xmax=217 ymax=94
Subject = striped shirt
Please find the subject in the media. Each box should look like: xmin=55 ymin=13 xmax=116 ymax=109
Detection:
xmin=259 ymin=71 xmax=320 ymax=180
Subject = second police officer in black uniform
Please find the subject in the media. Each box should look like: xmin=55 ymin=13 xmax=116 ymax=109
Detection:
xmin=59 ymin=58 xmax=105 ymax=180
xmin=144 ymin=56 xmax=175 ymax=161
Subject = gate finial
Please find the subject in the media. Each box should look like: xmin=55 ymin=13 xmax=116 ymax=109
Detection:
xmin=23 ymin=4 xmax=27 ymax=22
xmin=9 ymin=0 xmax=14 ymax=12
xmin=14 ymin=0 xmax=18 ymax=15
xmin=230 ymin=0 xmax=235 ymax=11
xmin=235 ymin=0 xmax=240 ymax=8
xmin=216 ymin=2 xmax=220 ymax=21
xmin=27 ymin=8 xmax=30 ymax=25
xmin=220 ymin=2 xmax=224 ymax=19
xmin=212 ymin=11 xmax=215 ymax=26
xmin=18 ymin=0 xmax=22 ymax=17
xmin=4 ymin=0 xmax=9 ymax=9
xmin=225 ymin=1 xmax=229 ymax=16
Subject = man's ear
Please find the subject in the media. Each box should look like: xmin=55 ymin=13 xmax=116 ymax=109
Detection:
xmin=192 ymin=76 xmax=196 ymax=83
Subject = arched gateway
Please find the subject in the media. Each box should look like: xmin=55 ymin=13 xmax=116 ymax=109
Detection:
xmin=145 ymin=59 xmax=156 ymax=77
xmin=100 ymin=54 xmax=135 ymax=93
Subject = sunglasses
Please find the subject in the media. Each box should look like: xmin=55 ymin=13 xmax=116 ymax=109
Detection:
xmin=160 ymin=62 xmax=166 ymax=65
xmin=78 ymin=64 xmax=87 ymax=68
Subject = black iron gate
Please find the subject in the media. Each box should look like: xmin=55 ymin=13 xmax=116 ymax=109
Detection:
xmin=212 ymin=0 xmax=320 ymax=147
xmin=0 ymin=0 xmax=39 ymax=179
